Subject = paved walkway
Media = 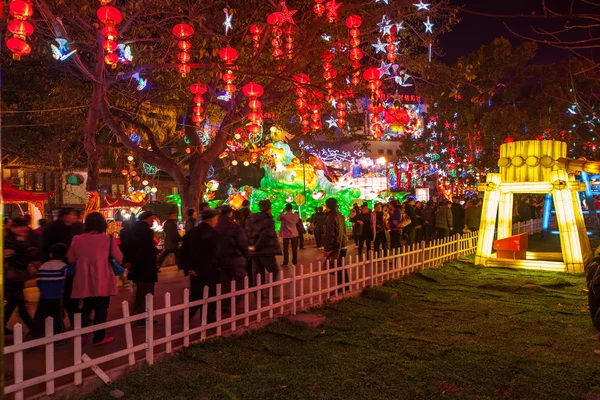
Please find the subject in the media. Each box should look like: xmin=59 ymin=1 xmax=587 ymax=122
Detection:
xmin=4 ymin=242 xmax=373 ymax=398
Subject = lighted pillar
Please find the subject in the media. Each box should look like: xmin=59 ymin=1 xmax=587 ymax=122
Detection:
xmin=497 ymin=192 xmax=513 ymax=240
xmin=474 ymin=173 xmax=501 ymax=265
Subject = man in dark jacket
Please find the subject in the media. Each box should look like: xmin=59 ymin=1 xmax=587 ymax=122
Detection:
xmin=216 ymin=206 xmax=249 ymax=310
xmin=158 ymin=211 xmax=181 ymax=268
xmin=180 ymin=209 xmax=221 ymax=323
xmin=518 ymin=198 xmax=532 ymax=222
xmin=464 ymin=198 xmax=483 ymax=232
xmin=351 ymin=204 xmax=373 ymax=260
xmin=240 ymin=200 xmax=252 ymax=229
xmin=125 ymin=211 xmax=160 ymax=325
xmin=41 ymin=207 xmax=78 ymax=327
xmin=246 ymin=200 xmax=282 ymax=284
xmin=451 ymin=197 xmax=465 ymax=235
xmin=324 ymin=198 xmax=350 ymax=294
xmin=4 ymin=217 xmax=37 ymax=334
xmin=388 ymin=200 xmax=402 ymax=251
xmin=184 ymin=209 xmax=197 ymax=233
xmin=311 ymin=207 xmax=327 ymax=248
xmin=421 ymin=200 xmax=436 ymax=242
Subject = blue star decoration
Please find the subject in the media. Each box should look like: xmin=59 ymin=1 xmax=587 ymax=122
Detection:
xmin=223 ymin=8 xmax=233 ymax=36
xmin=424 ymin=16 xmax=434 ymax=33
xmin=414 ymin=1 xmax=430 ymax=11
xmin=372 ymin=38 xmax=387 ymax=54
xmin=375 ymin=0 xmax=389 ymax=4
xmin=378 ymin=15 xmax=393 ymax=35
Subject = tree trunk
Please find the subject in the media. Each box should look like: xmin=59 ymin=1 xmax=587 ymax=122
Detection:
xmin=179 ymin=162 xmax=208 ymax=211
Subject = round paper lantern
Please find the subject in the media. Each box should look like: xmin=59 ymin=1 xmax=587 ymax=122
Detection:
xmin=8 ymin=20 xmax=34 ymax=37
xmin=345 ymin=15 xmax=362 ymax=28
xmin=6 ymin=37 xmax=31 ymax=59
xmin=178 ymin=64 xmax=191 ymax=75
xmin=104 ymin=53 xmax=119 ymax=65
xmin=292 ymin=73 xmax=310 ymax=85
xmin=102 ymin=26 xmax=118 ymax=40
xmin=10 ymin=0 xmax=33 ymax=20
xmin=242 ymin=82 xmax=264 ymax=98
xmin=363 ymin=67 xmax=379 ymax=81
xmin=102 ymin=39 xmax=118 ymax=52
xmin=97 ymin=6 xmax=122 ymax=24
xmin=172 ymin=23 xmax=194 ymax=39
xmin=189 ymin=83 xmax=207 ymax=95
xmin=219 ymin=47 xmax=238 ymax=63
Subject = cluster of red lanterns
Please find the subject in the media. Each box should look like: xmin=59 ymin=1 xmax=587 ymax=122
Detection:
xmin=6 ymin=0 xmax=34 ymax=60
xmin=173 ymin=23 xmax=194 ymax=77
xmin=249 ymin=24 xmax=263 ymax=55
xmin=335 ymin=91 xmax=350 ymax=127
xmin=97 ymin=0 xmax=123 ymax=67
xmin=385 ymin=25 xmax=399 ymax=63
xmin=282 ymin=24 xmax=296 ymax=58
xmin=242 ymin=82 xmax=264 ymax=134
xmin=307 ymin=91 xmax=324 ymax=132
xmin=363 ymin=68 xmax=384 ymax=138
xmin=267 ymin=14 xmax=284 ymax=58
xmin=293 ymin=73 xmax=311 ymax=134
xmin=345 ymin=15 xmax=363 ymax=85
xmin=219 ymin=47 xmax=238 ymax=97
xmin=321 ymin=50 xmax=337 ymax=102
xmin=190 ymin=82 xmax=207 ymax=126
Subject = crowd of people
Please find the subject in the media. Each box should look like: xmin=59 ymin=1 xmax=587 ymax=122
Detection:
xmin=3 ymin=194 xmax=488 ymax=343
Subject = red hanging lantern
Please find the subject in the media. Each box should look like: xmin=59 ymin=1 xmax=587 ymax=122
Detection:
xmin=313 ymin=0 xmax=325 ymax=16
xmin=6 ymin=0 xmax=34 ymax=60
xmin=173 ymin=23 xmax=194 ymax=77
xmin=97 ymin=5 xmax=123 ymax=67
xmin=218 ymin=46 xmax=238 ymax=64
xmin=249 ymin=24 xmax=263 ymax=55
xmin=243 ymin=82 xmax=264 ymax=127
xmin=283 ymin=24 xmax=296 ymax=58
xmin=219 ymin=47 xmax=238 ymax=97
xmin=242 ymin=82 xmax=264 ymax=98
xmin=97 ymin=6 xmax=122 ymax=24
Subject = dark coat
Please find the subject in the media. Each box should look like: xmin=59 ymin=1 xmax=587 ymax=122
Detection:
xmin=518 ymin=203 xmax=532 ymax=222
xmin=4 ymin=232 xmax=31 ymax=291
xmin=436 ymin=206 xmax=453 ymax=230
xmin=180 ymin=222 xmax=221 ymax=284
xmin=184 ymin=218 xmax=196 ymax=233
xmin=405 ymin=204 xmax=419 ymax=229
xmin=215 ymin=215 xmax=249 ymax=267
xmin=451 ymin=203 xmax=465 ymax=233
xmin=41 ymin=219 xmax=74 ymax=262
xmin=246 ymin=212 xmax=282 ymax=257
xmin=465 ymin=205 xmax=483 ymax=230
xmin=324 ymin=210 xmax=348 ymax=252
xmin=421 ymin=206 xmax=436 ymax=226
xmin=125 ymin=221 xmax=159 ymax=283
xmin=312 ymin=212 xmax=326 ymax=231
xmin=163 ymin=219 xmax=182 ymax=250
xmin=351 ymin=212 xmax=372 ymax=239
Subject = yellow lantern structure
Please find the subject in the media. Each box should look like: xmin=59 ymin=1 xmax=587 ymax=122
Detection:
xmin=475 ymin=140 xmax=591 ymax=273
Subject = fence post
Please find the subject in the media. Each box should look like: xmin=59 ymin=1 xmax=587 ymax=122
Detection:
xmin=73 ymin=313 xmax=83 ymax=385
xmin=183 ymin=288 xmax=190 ymax=347
xmin=121 ymin=302 xmax=136 ymax=364
xmin=420 ymin=241 xmax=426 ymax=270
xmin=367 ymin=251 xmax=374 ymax=288
xmin=455 ymin=234 xmax=460 ymax=258
xmin=45 ymin=317 xmax=55 ymax=395
xmin=145 ymin=293 xmax=154 ymax=365
xmin=14 ymin=323 xmax=23 ymax=400
xmin=290 ymin=264 xmax=297 ymax=315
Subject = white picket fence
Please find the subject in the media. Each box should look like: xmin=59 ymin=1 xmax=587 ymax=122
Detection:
xmin=4 ymin=219 xmax=544 ymax=399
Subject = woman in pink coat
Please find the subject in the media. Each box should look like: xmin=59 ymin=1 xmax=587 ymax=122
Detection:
xmin=67 ymin=212 xmax=123 ymax=345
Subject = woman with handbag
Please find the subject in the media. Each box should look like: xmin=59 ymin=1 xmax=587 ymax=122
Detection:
xmin=67 ymin=212 xmax=123 ymax=345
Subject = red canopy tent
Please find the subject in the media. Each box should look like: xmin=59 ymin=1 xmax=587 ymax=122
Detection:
xmin=2 ymin=180 xmax=55 ymax=219
xmin=99 ymin=193 xmax=145 ymax=220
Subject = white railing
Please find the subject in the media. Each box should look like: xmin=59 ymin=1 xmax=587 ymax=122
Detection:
xmin=4 ymin=219 xmax=543 ymax=399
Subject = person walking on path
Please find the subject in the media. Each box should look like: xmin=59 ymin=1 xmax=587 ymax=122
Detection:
xmin=278 ymin=203 xmax=299 ymax=267
xmin=125 ymin=211 xmax=159 ymax=326
xmin=436 ymin=200 xmax=454 ymax=239
xmin=349 ymin=204 xmax=362 ymax=246
xmin=324 ymin=198 xmax=350 ymax=294
xmin=421 ymin=200 xmax=436 ymax=242
xmin=34 ymin=243 xmax=70 ymax=336
xmin=42 ymin=208 xmax=79 ymax=328
xmin=4 ymin=217 xmax=37 ymax=335
xmin=451 ymin=197 xmax=465 ymax=235
xmin=184 ymin=209 xmax=197 ymax=233
xmin=67 ymin=212 xmax=123 ymax=345
xmin=180 ymin=209 xmax=221 ymax=323
xmin=464 ymin=198 xmax=483 ymax=232
xmin=216 ymin=206 xmax=249 ymax=312
xmin=371 ymin=203 xmax=388 ymax=255
xmin=246 ymin=200 xmax=282 ymax=285
xmin=404 ymin=198 xmax=419 ymax=246
xmin=296 ymin=213 xmax=307 ymax=250
xmin=351 ymin=204 xmax=373 ymax=260
xmin=311 ymin=207 xmax=327 ymax=248
xmin=157 ymin=211 xmax=181 ymax=268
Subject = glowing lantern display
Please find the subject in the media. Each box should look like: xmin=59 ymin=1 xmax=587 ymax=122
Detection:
xmin=267 ymin=13 xmax=283 ymax=58
xmin=346 ymin=15 xmax=363 ymax=76
xmin=249 ymin=24 xmax=263 ymax=55
xmin=219 ymin=47 xmax=238 ymax=97
xmin=243 ymin=82 xmax=264 ymax=129
xmin=190 ymin=82 xmax=207 ymax=126
xmin=313 ymin=0 xmax=325 ymax=16
xmin=97 ymin=5 xmax=122 ymax=67
xmin=6 ymin=0 xmax=34 ymax=60
xmin=293 ymin=73 xmax=311 ymax=134
xmin=173 ymin=23 xmax=194 ymax=77
xmin=325 ymin=0 xmax=342 ymax=23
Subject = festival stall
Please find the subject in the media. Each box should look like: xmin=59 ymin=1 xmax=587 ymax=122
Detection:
xmin=2 ymin=180 xmax=55 ymax=227
xmin=99 ymin=193 xmax=145 ymax=235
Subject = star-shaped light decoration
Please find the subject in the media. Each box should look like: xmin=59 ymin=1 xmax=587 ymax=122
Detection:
xmin=414 ymin=1 xmax=430 ymax=11
xmin=441 ymin=148 xmax=447 ymax=154
xmin=326 ymin=116 xmax=338 ymax=128
xmin=377 ymin=15 xmax=393 ymax=35
xmin=374 ymin=0 xmax=389 ymax=4
xmin=276 ymin=1 xmax=298 ymax=25
xmin=389 ymin=93 xmax=403 ymax=103
xmin=378 ymin=61 xmax=392 ymax=78
xmin=424 ymin=16 xmax=434 ymax=33
xmin=223 ymin=8 xmax=233 ymax=35
xmin=395 ymin=22 xmax=404 ymax=31
xmin=331 ymin=98 xmax=338 ymax=108
xmin=372 ymin=38 xmax=387 ymax=54
xmin=321 ymin=33 xmax=332 ymax=41
xmin=325 ymin=0 xmax=343 ymax=22
xmin=449 ymin=157 xmax=455 ymax=164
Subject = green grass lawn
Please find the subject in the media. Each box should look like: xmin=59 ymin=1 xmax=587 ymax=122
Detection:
xmin=87 ymin=261 xmax=600 ymax=400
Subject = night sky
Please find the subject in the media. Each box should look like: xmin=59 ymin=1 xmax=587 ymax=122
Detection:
xmin=441 ymin=0 xmax=575 ymax=64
